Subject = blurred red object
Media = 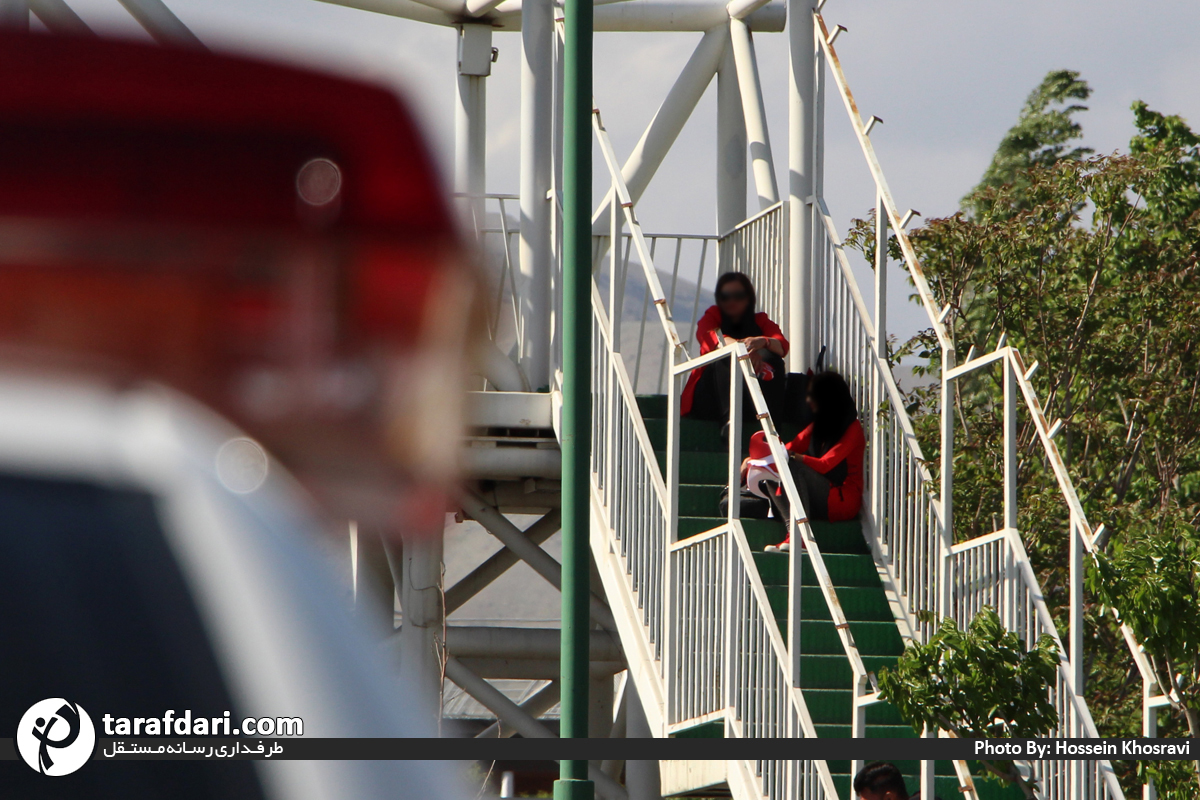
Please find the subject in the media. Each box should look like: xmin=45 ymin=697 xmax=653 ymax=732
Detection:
xmin=0 ymin=33 xmax=481 ymax=532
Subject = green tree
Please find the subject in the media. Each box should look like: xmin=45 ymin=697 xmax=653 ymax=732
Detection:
xmin=851 ymin=75 xmax=1200 ymax=796
xmin=1089 ymin=514 xmax=1200 ymax=789
xmin=963 ymin=69 xmax=1092 ymax=216
xmin=878 ymin=608 xmax=1060 ymax=797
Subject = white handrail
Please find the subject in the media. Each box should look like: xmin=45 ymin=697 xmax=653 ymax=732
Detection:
xmin=814 ymin=6 xmax=1132 ymax=794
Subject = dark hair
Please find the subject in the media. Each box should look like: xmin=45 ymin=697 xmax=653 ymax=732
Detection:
xmin=809 ymin=370 xmax=857 ymax=450
xmin=853 ymin=762 xmax=908 ymax=797
xmin=713 ymin=272 xmax=759 ymax=338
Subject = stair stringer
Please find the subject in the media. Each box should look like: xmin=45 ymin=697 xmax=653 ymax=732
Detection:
xmin=590 ymin=487 xmax=667 ymax=736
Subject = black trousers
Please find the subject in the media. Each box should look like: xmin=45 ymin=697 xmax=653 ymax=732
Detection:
xmin=768 ymin=458 xmax=831 ymax=522
xmin=687 ymin=352 xmax=786 ymax=423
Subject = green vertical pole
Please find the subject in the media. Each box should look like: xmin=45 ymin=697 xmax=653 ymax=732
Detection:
xmin=556 ymin=0 xmax=593 ymax=788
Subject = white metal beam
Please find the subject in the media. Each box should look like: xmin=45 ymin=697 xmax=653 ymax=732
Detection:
xmin=28 ymin=0 xmax=93 ymax=35
xmin=519 ymin=0 xmax=554 ymax=390
xmin=786 ymin=0 xmax=817 ymax=369
xmin=716 ymin=27 xmax=746 ymax=232
xmin=116 ymin=0 xmax=205 ymax=48
xmin=729 ymin=16 xmax=778 ymax=209
xmin=0 ymin=0 xmax=28 ymax=29
xmin=456 ymin=24 xmax=490 ymax=232
xmin=444 ymin=509 xmax=561 ymax=613
xmin=473 ymin=680 xmax=560 ymax=738
xmin=315 ymin=0 xmax=457 ymax=26
xmin=459 ymin=490 xmax=616 ymax=629
xmin=592 ymin=23 xmax=726 ymax=231
xmin=320 ymin=0 xmax=785 ymax=31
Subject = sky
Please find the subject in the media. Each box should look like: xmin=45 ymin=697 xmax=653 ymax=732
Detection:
xmin=58 ymin=0 xmax=1200 ymax=342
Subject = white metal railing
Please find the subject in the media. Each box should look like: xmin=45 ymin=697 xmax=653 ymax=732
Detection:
xmin=591 ymin=284 xmax=669 ymax=655
xmin=592 ymin=229 xmax=717 ymax=394
xmin=592 ymin=200 xmax=789 ymax=396
xmin=588 ymin=100 xmax=843 ymax=796
xmin=814 ymin=8 xmax=1133 ymax=797
xmin=814 ymin=200 xmax=941 ymax=644
xmin=718 ymin=200 xmax=788 ymax=329
xmin=664 ymin=340 xmax=884 ymax=751
xmin=461 ymin=192 xmax=524 ymax=356
xmin=668 ymin=522 xmax=840 ymax=800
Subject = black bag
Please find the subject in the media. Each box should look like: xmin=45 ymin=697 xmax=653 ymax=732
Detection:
xmin=718 ymin=486 xmax=772 ymax=520
xmin=778 ymin=345 xmax=826 ymax=428
xmin=781 ymin=372 xmax=813 ymax=428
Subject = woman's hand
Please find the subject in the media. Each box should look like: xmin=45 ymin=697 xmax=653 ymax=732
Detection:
xmin=743 ymin=336 xmax=768 ymax=352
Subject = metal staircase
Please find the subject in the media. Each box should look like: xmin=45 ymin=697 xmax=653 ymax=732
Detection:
xmin=6 ymin=0 xmax=1168 ymax=798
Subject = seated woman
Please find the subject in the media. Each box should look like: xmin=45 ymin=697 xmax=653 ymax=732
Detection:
xmin=741 ymin=370 xmax=864 ymax=553
xmin=680 ymin=272 xmax=787 ymax=423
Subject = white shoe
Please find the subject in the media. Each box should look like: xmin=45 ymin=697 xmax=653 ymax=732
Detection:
xmin=764 ymin=541 xmax=790 ymax=553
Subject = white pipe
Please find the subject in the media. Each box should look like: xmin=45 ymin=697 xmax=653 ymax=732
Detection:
xmin=397 ymin=529 xmax=444 ymax=722
xmin=730 ymin=17 xmax=778 ymax=209
xmin=116 ymin=0 xmax=205 ymax=48
xmin=455 ymin=27 xmax=489 ymax=233
xmin=592 ymin=24 xmax=726 ymax=232
xmin=787 ymin=0 xmax=817 ymax=370
xmin=0 ymin=0 xmax=28 ymax=28
xmin=323 ymin=0 xmax=785 ymax=30
xmin=28 ymin=0 xmax=93 ymax=35
xmin=477 ymin=344 xmax=532 ymax=392
xmin=454 ymin=657 xmax=626 ymax=679
xmin=460 ymin=446 xmax=562 ymax=479
xmin=459 ymin=491 xmax=615 ymax=629
xmin=444 ymin=625 xmax=623 ymax=660
xmin=315 ymin=0 xmax=457 ymax=26
xmin=444 ymin=509 xmax=561 ymax=613
xmin=518 ymin=0 xmax=554 ymax=390
xmin=465 ymin=0 xmax=505 ymax=14
xmin=400 ymin=0 xmax=465 ymax=14
xmin=716 ymin=28 xmax=747 ymax=233
xmin=474 ymin=681 xmax=561 ymax=738
xmin=726 ymin=0 xmax=769 ymax=20
xmin=493 ymin=0 xmax=785 ymax=32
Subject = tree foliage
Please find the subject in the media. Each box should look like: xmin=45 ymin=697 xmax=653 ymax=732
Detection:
xmin=964 ymin=69 xmax=1093 ymax=216
xmin=878 ymin=608 xmax=1060 ymax=797
xmin=850 ymin=71 xmax=1200 ymax=795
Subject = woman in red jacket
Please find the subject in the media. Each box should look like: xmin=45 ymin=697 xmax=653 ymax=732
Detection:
xmin=742 ymin=370 xmax=864 ymax=553
xmin=681 ymin=272 xmax=788 ymax=422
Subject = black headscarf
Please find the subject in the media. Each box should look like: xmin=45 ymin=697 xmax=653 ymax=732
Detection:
xmin=714 ymin=272 xmax=762 ymax=340
xmin=809 ymin=370 xmax=857 ymax=450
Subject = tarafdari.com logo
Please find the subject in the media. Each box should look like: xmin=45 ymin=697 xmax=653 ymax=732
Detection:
xmin=16 ymin=698 xmax=96 ymax=776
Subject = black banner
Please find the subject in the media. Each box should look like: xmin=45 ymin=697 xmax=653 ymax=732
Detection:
xmin=1 ymin=737 xmax=1192 ymax=762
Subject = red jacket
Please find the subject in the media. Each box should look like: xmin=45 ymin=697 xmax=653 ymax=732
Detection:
xmin=785 ymin=419 xmax=865 ymax=522
xmin=680 ymin=306 xmax=789 ymax=416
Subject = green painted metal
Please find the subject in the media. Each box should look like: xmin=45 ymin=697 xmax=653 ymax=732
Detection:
xmin=558 ymin=0 xmax=592 ymax=786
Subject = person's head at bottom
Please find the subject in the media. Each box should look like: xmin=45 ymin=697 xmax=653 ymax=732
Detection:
xmin=853 ymin=761 xmax=909 ymax=800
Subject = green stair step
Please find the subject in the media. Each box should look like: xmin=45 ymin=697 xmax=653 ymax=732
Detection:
xmin=636 ymin=394 xmax=668 ymax=419
xmin=643 ymin=418 xmax=723 ymax=452
xmin=802 ymin=553 xmax=882 ymax=587
xmin=796 ymin=586 xmax=894 ymax=622
xmin=798 ymin=654 xmax=899 ymax=689
xmin=800 ymin=620 xmax=905 ymax=656
xmin=750 ymin=552 xmax=887 ymax=591
xmin=677 ymin=516 xmax=868 ymax=555
xmin=678 ymin=484 xmax=723 ymax=517
xmin=669 ymin=721 xmax=724 ymax=738
xmin=678 ymin=516 xmax=787 ymax=549
xmin=813 ymin=723 xmax=918 ymax=739
xmin=656 ymin=450 xmax=728 ymax=484
xmin=643 ymin=417 xmax=806 ymax=452
xmin=800 ymin=689 xmax=907 ymax=725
